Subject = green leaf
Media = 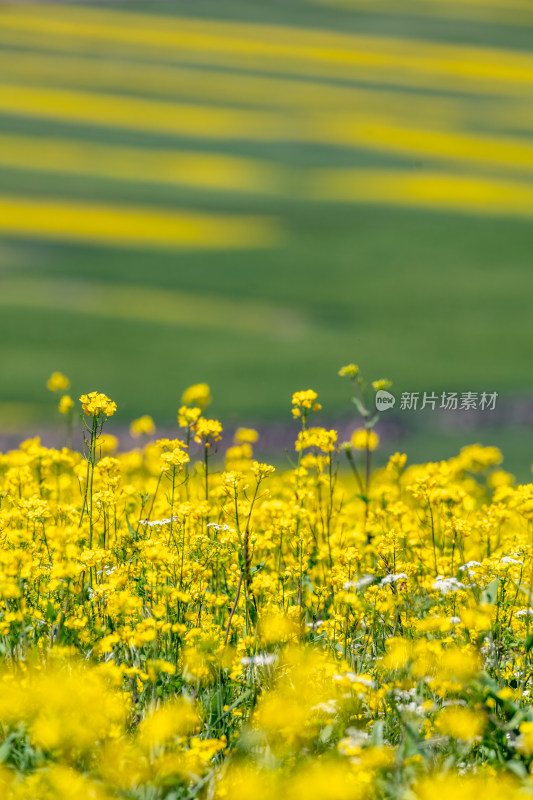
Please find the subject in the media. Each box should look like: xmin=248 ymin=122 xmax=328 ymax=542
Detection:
xmin=46 ymin=601 xmax=56 ymax=623
xmin=507 ymin=761 xmax=528 ymax=779
xmin=126 ymin=515 xmax=138 ymax=542
xmin=319 ymin=724 xmax=334 ymax=743
xmin=370 ymin=721 xmax=384 ymax=746
xmin=481 ymin=578 xmax=499 ymax=605
xmin=525 ymin=631 xmax=533 ymax=653
xmin=247 ymin=600 xmax=257 ymax=626
xmin=0 ymin=737 xmax=12 ymax=764
xmin=505 ymin=709 xmax=532 ymax=730
xmin=351 ymin=397 xmax=368 ymax=417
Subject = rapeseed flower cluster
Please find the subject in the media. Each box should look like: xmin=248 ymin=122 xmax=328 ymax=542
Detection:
xmin=79 ymin=391 xmax=117 ymax=418
xmin=130 ymin=415 xmax=156 ymax=438
xmin=0 ymin=371 xmax=532 ymax=798
xmin=291 ymin=389 xmax=322 ymax=418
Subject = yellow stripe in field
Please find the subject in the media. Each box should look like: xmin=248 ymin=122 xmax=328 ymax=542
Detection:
xmin=0 ymin=83 xmax=287 ymax=141
xmin=0 ymin=50 xmax=453 ymax=112
xmin=0 ymin=196 xmax=281 ymax=251
xmin=0 ymin=134 xmax=282 ymax=195
xmin=311 ymin=116 xmax=533 ymax=174
xmin=312 ymin=168 xmax=533 ymax=218
xmin=1 ymin=7 xmax=533 ymax=97
xmin=2 ymin=84 xmax=533 ymax=178
xmin=0 ymin=277 xmax=307 ymax=339
xmin=3 ymin=51 xmax=533 ymax=137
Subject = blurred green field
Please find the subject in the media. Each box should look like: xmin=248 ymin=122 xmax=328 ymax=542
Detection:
xmin=0 ymin=0 xmax=532 ymax=473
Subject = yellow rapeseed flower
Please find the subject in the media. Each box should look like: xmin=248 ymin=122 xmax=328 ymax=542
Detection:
xmin=338 ymin=364 xmax=359 ymax=378
xmin=181 ymin=383 xmax=212 ymax=409
xmin=177 ymin=405 xmax=202 ymax=428
xmin=97 ymin=433 xmax=118 ymax=455
xmin=58 ymin=395 xmax=74 ymax=415
xmin=251 ymin=461 xmax=275 ymax=480
xmin=47 ymin=371 xmax=70 ymax=392
xmin=372 ymin=378 xmax=392 ymax=391
xmin=194 ymin=417 xmax=223 ymax=446
xmin=291 ymin=389 xmax=321 ymax=418
xmin=130 ymin=415 xmax=155 ymax=437
xmin=160 ymin=448 xmax=190 ymax=473
xmin=80 ymin=391 xmax=117 ymax=418
xmin=351 ymin=428 xmax=379 ymax=451
xmin=435 ymin=706 xmax=485 ymax=742
xmin=295 ymin=427 xmax=337 ymax=453
xmin=517 ymin=721 xmax=533 ymax=755
xmin=138 ymin=699 xmax=199 ymax=748
xmin=234 ymin=427 xmax=259 ymax=444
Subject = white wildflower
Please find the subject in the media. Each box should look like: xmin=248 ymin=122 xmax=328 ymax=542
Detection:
xmin=207 ymin=523 xmax=233 ymax=532
xmin=380 ymin=573 xmax=408 ymax=587
xmin=433 ymin=576 xmax=465 ymax=594
xmin=459 ymin=561 xmax=481 ymax=571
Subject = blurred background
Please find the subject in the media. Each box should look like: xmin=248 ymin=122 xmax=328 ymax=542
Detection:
xmin=1 ymin=0 xmax=532 ymax=474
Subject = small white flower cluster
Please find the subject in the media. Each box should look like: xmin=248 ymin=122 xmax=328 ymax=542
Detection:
xmin=480 ymin=636 xmax=497 ymax=658
xmin=380 ymin=573 xmax=408 ymax=587
xmin=207 ymin=523 xmax=234 ymax=532
xmin=458 ymin=561 xmax=481 ymax=579
xmin=96 ymin=565 xmax=116 ymax=577
xmin=138 ymin=517 xmax=177 ymax=527
xmin=393 ymin=689 xmax=434 ymax=715
xmin=433 ymin=576 xmax=465 ymax=594
xmin=240 ymin=653 xmax=277 ymax=667
xmin=500 ymin=555 xmax=523 ymax=566
xmin=515 ymin=609 xmax=533 ymax=617
xmin=393 ymin=687 xmax=417 ymax=701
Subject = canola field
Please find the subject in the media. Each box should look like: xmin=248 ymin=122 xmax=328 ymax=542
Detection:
xmin=3 ymin=4 xmax=533 ymax=798
xmin=1 ymin=367 xmax=533 ymax=798
xmin=0 ymin=0 xmax=533 ymax=430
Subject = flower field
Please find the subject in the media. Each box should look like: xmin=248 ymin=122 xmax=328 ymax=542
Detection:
xmin=1 ymin=369 xmax=533 ymax=798
xmin=2 ymin=1 xmax=533 ymax=790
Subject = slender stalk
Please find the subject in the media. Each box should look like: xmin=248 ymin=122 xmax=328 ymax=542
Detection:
xmin=204 ymin=443 xmax=209 ymax=501
xmin=225 ymin=572 xmax=243 ymax=645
